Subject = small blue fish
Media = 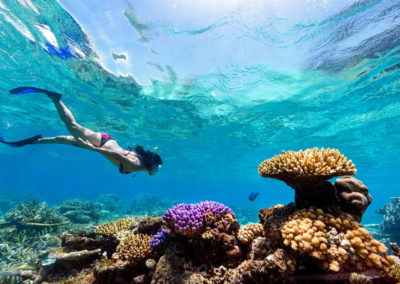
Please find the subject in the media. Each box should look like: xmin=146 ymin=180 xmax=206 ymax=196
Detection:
xmin=248 ymin=191 xmax=259 ymax=201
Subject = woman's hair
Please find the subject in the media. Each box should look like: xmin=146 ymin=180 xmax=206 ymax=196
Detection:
xmin=135 ymin=145 xmax=162 ymax=170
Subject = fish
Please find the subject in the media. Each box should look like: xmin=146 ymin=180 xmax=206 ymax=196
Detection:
xmin=248 ymin=191 xmax=260 ymax=201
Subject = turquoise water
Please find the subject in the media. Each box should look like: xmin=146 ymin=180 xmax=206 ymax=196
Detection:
xmin=0 ymin=0 xmax=399 ymax=226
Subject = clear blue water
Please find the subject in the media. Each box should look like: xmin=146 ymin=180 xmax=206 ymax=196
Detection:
xmin=0 ymin=0 xmax=399 ymax=225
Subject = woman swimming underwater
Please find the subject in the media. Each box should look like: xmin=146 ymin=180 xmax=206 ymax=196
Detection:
xmin=0 ymin=87 xmax=162 ymax=176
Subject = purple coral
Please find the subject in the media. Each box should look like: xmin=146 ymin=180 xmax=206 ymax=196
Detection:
xmin=162 ymin=201 xmax=235 ymax=237
xmin=150 ymin=228 xmax=170 ymax=249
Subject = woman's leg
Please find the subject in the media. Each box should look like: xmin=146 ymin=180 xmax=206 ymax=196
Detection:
xmin=33 ymin=135 xmax=78 ymax=146
xmin=49 ymin=97 xmax=102 ymax=146
xmin=34 ymin=135 xmax=100 ymax=152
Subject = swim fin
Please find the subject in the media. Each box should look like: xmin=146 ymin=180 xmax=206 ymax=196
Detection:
xmin=0 ymin=134 xmax=43 ymax=147
xmin=9 ymin=86 xmax=61 ymax=100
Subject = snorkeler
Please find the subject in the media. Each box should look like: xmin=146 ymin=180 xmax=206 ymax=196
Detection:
xmin=0 ymin=87 xmax=162 ymax=176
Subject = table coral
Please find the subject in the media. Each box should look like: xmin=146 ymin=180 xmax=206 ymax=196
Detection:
xmin=258 ymin=148 xmax=356 ymax=184
xmin=237 ymin=223 xmax=263 ymax=244
xmin=95 ymin=217 xmax=136 ymax=237
xmin=113 ymin=233 xmax=152 ymax=263
xmin=258 ymin=148 xmax=356 ymax=193
xmin=257 ymin=148 xmax=368 ymax=212
xmin=281 ymin=208 xmax=395 ymax=277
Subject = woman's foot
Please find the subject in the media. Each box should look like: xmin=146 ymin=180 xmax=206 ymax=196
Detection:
xmin=9 ymin=86 xmax=62 ymax=101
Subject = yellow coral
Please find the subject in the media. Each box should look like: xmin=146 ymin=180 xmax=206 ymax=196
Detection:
xmin=95 ymin=217 xmax=136 ymax=237
xmin=258 ymin=148 xmax=356 ymax=185
xmin=282 ymin=208 xmax=394 ymax=276
xmin=237 ymin=223 xmax=264 ymax=244
xmin=113 ymin=233 xmax=152 ymax=263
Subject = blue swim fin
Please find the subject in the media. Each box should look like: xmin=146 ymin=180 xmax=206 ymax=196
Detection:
xmin=10 ymin=86 xmax=61 ymax=100
xmin=0 ymin=135 xmax=42 ymax=147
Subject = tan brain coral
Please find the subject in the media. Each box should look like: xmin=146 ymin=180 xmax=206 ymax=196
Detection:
xmin=95 ymin=217 xmax=136 ymax=237
xmin=113 ymin=233 xmax=152 ymax=263
xmin=281 ymin=208 xmax=395 ymax=276
xmin=258 ymin=148 xmax=356 ymax=188
xmin=237 ymin=223 xmax=264 ymax=244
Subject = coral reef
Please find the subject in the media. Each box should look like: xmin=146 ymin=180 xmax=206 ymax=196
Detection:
xmin=237 ymin=223 xmax=263 ymax=244
xmin=95 ymin=217 xmax=136 ymax=237
xmin=150 ymin=229 xmax=170 ymax=250
xmin=4 ymin=200 xmax=67 ymax=228
xmin=151 ymin=201 xmax=242 ymax=270
xmin=56 ymin=198 xmax=101 ymax=224
xmin=281 ymin=208 xmax=394 ymax=274
xmin=162 ymin=201 xmax=235 ymax=237
xmin=113 ymin=233 xmax=152 ymax=263
xmin=376 ymin=197 xmax=400 ymax=244
xmin=390 ymin=242 xmax=400 ymax=257
xmin=135 ymin=216 xmax=163 ymax=236
xmin=3 ymin=148 xmax=399 ymax=283
xmin=97 ymin=194 xmax=123 ymax=214
xmin=258 ymin=147 xmax=356 ymax=189
xmin=128 ymin=193 xmax=180 ymax=217
xmin=258 ymin=149 xmax=371 ymax=221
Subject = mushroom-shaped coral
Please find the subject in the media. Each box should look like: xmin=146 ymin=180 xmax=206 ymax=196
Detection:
xmin=281 ymin=208 xmax=395 ymax=276
xmin=258 ymin=148 xmax=357 ymax=208
xmin=334 ymin=176 xmax=372 ymax=222
xmin=162 ymin=201 xmax=236 ymax=237
xmin=237 ymin=223 xmax=264 ymax=244
xmin=113 ymin=233 xmax=152 ymax=263
xmin=258 ymin=148 xmax=356 ymax=188
xmin=95 ymin=217 xmax=136 ymax=237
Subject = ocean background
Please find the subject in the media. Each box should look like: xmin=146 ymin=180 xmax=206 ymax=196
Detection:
xmin=0 ymin=0 xmax=399 ymax=228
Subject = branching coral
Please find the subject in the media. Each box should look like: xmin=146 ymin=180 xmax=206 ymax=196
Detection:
xmin=281 ymin=208 xmax=395 ymax=276
xmin=95 ymin=217 xmax=136 ymax=237
xmin=113 ymin=233 xmax=152 ymax=263
xmin=237 ymin=223 xmax=263 ymax=244
xmin=4 ymin=200 xmax=66 ymax=226
xmin=258 ymin=148 xmax=356 ymax=189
